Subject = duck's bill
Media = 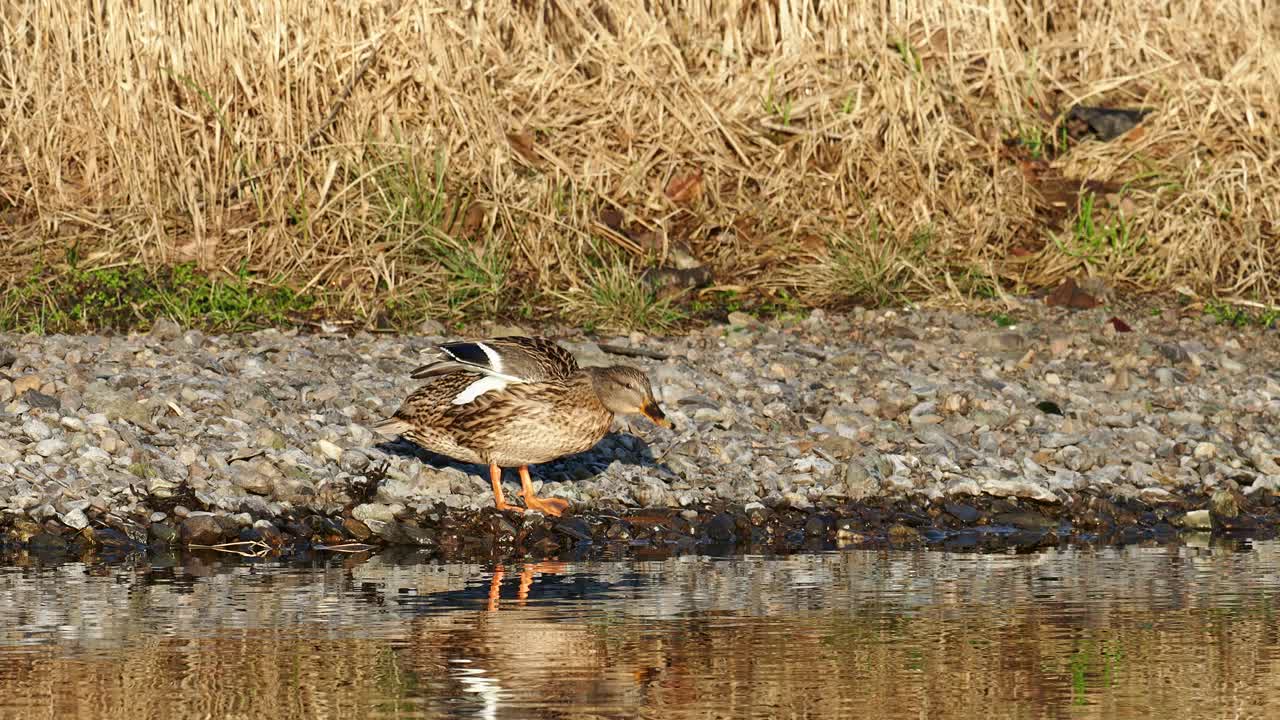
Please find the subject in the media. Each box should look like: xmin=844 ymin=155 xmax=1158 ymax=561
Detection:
xmin=640 ymin=402 xmax=673 ymax=429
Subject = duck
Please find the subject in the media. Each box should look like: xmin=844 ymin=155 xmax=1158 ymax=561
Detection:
xmin=374 ymin=335 xmax=672 ymax=517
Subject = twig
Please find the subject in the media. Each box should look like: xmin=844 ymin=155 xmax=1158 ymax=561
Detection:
xmin=187 ymin=540 xmax=273 ymax=557
xmin=313 ymin=542 xmax=377 ymax=553
xmin=598 ymin=343 xmax=670 ymax=361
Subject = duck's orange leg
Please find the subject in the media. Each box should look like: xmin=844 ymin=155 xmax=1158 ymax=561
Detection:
xmin=489 ymin=463 xmax=522 ymax=513
xmin=517 ymin=465 xmax=570 ymax=517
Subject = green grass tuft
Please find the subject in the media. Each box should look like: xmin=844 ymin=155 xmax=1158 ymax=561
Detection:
xmin=0 ymin=262 xmax=315 ymax=334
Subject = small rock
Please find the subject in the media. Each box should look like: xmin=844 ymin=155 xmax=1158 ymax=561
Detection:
xmin=1158 ymin=343 xmax=1190 ymax=364
xmin=22 ymin=419 xmax=52 ymax=441
xmin=317 ymin=439 xmax=344 ymax=462
xmin=981 ymin=478 xmax=1058 ymax=503
xmin=1179 ymin=509 xmax=1213 ymax=530
xmin=352 ymin=502 xmax=404 ymax=524
xmin=61 ymin=508 xmax=89 ymax=530
xmin=340 ymin=449 xmax=371 ymax=473
xmin=1041 ymin=433 xmax=1082 ymax=449
xmin=23 ymin=391 xmax=61 ymax=410
xmin=1194 ymin=442 xmax=1217 ymax=460
xmin=150 ymin=317 xmax=182 ymax=339
xmin=35 ymin=439 xmax=69 ymax=457
xmin=179 ymin=515 xmax=225 ymax=545
xmin=13 ymin=374 xmax=42 ymax=395
xmin=945 ymin=502 xmax=980 ymax=524
xmin=1209 ymin=490 xmax=1239 ymax=520
xmin=149 ymin=523 xmax=179 ymax=544
xmin=706 ymin=512 xmax=736 ymax=542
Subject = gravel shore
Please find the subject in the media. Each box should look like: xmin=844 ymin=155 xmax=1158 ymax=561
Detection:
xmin=2 ymin=301 xmax=1279 ymax=560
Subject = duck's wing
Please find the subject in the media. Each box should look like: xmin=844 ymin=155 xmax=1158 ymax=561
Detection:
xmin=409 ymin=336 xmax=579 ymax=382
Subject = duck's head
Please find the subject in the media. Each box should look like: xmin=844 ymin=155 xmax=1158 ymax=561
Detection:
xmin=589 ymin=365 xmax=673 ymax=429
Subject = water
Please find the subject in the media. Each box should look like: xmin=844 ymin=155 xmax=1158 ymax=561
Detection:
xmin=3 ymin=541 xmax=1280 ymax=719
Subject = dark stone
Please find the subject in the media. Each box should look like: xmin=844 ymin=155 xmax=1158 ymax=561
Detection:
xmin=88 ymin=527 xmax=135 ymax=550
xmin=22 ymin=390 xmax=61 ymax=410
xmin=29 ymin=532 xmax=67 ymax=552
xmin=374 ymin=522 xmax=413 ymax=544
xmin=1218 ymin=514 xmax=1259 ymax=531
xmin=1006 ymin=529 xmax=1048 ymax=549
xmin=398 ymin=524 xmax=437 ymax=547
xmin=555 ymin=517 xmax=592 ymax=543
xmin=179 ymin=515 xmax=225 ymax=546
xmin=1065 ymin=105 xmax=1152 ymax=141
xmin=706 ymin=512 xmax=736 ymax=542
xmin=804 ymin=514 xmax=832 ymax=538
xmin=1158 ymin=342 xmax=1191 ymax=364
xmin=148 ymin=522 xmax=178 ymax=545
xmin=992 ymin=510 xmax=1056 ymax=530
xmin=945 ymin=502 xmax=980 ymax=524
xmin=944 ymin=531 xmax=979 ymax=551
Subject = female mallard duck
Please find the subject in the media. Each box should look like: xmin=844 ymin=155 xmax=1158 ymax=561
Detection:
xmin=375 ymin=335 xmax=671 ymax=517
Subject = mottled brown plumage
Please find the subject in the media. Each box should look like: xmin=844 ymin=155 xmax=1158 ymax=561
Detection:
xmin=375 ymin=335 xmax=671 ymax=516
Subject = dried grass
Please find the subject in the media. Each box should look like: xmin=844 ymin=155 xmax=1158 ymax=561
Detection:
xmin=2 ymin=0 xmax=1278 ymax=326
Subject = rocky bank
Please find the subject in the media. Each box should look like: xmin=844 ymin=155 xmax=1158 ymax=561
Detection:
xmin=2 ymin=300 xmax=1279 ymax=561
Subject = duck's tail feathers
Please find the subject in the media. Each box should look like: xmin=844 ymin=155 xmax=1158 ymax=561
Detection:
xmin=372 ymin=418 xmax=413 ymax=437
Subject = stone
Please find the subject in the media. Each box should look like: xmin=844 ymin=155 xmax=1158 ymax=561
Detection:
xmin=1179 ymin=509 xmax=1213 ymax=530
xmin=23 ymin=391 xmax=61 ymax=410
xmin=706 ymin=512 xmax=736 ymax=542
xmin=1194 ymin=442 xmax=1217 ymax=460
xmin=23 ymin=419 xmax=53 ymax=441
xmin=317 ymin=439 xmax=344 ymax=462
xmin=61 ymin=508 xmax=89 ymax=530
xmin=179 ymin=515 xmax=225 ymax=545
xmin=34 ymin=439 xmax=68 ymax=457
xmin=13 ymin=374 xmax=42 ymax=395
xmin=981 ymin=478 xmax=1058 ymax=503
xmin=352 ymin=502 xmax=404 ymax=524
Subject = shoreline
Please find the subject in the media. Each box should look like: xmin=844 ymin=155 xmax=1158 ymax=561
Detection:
xmin=1 ymin=489 xmax=1276 ymax=564
xmin=2 ymin=300 xmax=1278 ymax=561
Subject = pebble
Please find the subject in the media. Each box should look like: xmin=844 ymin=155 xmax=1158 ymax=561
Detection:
xmin=22 ymin=420 xmax=52 ymax=441
xmin=61 ymin=509 xmax=89 ymax=530
xmin=317 ymin=439 xmax=344 ymax=462
xmin=35 ymin=439 xmax=69 ymax=457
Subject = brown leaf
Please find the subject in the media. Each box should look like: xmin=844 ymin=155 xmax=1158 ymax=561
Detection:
xmin=1044 ymin=277 xmax=1101 ymax=310
xmin=460 ymin=203 xmax=486 ymax=239
xmin=664 ymin=168 xmax=704 ymax=205
xmin=627 ymin=229 xmax=663 ymax=252
xmin=1107 ymin=316 xmax=1133 ymax=332
xmin=600 ymin=208 xmax=625 ymax=232
xmin=506 ymin=131 xmax=539 ymax=165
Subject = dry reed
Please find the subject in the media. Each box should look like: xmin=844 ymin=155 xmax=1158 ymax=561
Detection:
xmin=2 ymin=0 xmax=1277 ymax=328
